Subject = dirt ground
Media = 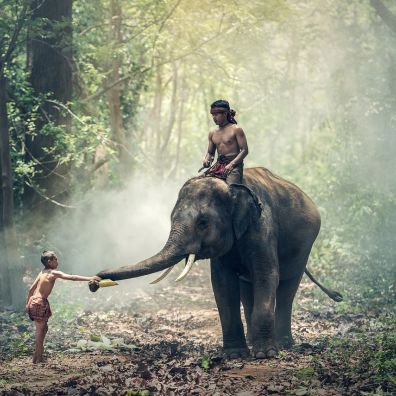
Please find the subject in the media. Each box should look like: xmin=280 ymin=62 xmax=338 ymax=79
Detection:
xmin=0 ymin=264 xmax=394 ymax=395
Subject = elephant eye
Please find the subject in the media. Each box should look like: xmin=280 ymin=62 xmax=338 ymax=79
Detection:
xmin=196 ymin=215 xmax=209 ymax=230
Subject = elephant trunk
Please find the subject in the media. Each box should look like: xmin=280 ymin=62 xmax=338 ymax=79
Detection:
xmin=96 ymin=228 xmax=187 ymax=281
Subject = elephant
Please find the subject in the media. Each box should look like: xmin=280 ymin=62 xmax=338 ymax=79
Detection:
xmin=89 ymin=167 xmax=342 ymax=359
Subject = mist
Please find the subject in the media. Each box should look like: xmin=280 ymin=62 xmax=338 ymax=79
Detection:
xmin=43 ymin=177 xmax=190 ymax=284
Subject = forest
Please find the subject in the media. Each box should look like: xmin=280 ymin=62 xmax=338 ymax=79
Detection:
xmin=0 ymin=0 xmax=395 ymax=394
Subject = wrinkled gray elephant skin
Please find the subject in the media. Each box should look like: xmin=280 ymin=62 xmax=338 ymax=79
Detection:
xmin=90 ymin=167 xmax=342 ymax=359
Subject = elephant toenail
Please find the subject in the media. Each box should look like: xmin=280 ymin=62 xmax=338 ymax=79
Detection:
xmin=266 ymin=349 xmax=277 ymax=358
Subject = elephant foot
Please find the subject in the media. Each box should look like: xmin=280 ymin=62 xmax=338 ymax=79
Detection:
xmin=223 ymin=347 xmax=250 ymax=359
xmin=253 ymin=343 xmax=278 ymax=359
xmin=277 ymin=335 xmax=294 ymax=350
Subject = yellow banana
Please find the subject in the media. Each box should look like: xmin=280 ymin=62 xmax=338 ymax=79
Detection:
xmin=99 ymin=279 xmax=119 ymax=288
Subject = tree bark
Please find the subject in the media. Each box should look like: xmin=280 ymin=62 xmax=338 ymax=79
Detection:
xmin=370 ymin=0 xmax=396 ymax=35
xmin=107 ymin=0 xmax=128 ymax=175
xmin=154 ymin=67 xmax=164 ymax=155
xmin=161 ymin=62 xmax=178 ymax=154
xmin=0 ymin=69 xmax=24 ymax=308
xmin=153 ymin=66 xmax=164 ymax=176
xmin=169 ymin=66 xmax=186 ymax=179
xmin=25 ymin=0 xmax=73 ymax=221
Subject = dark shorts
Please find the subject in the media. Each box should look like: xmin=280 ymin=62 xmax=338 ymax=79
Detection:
xmin=28 ymin=296 xmax=52 ymax=322
xmin=205 ymin=155 xmax=244 ymax=185
xmin=225 ymin=162 xmax=243 ymax=184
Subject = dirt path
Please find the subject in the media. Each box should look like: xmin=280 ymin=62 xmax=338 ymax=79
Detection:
xmin=0 ymin=266 xmax=394 ymax=395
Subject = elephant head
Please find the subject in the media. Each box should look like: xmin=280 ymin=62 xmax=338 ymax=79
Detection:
xmin=92 ymin=177 xmax=262 ymax=287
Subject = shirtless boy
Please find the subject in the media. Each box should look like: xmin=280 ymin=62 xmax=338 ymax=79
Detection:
xmin=202 ymin=99 xmax=248 ymax=184
xmin=26 ymin=250 xmax=100 ymax=363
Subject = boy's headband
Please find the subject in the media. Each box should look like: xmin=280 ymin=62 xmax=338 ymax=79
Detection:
xmin=210 ymin=107 xmax=229 ymax=114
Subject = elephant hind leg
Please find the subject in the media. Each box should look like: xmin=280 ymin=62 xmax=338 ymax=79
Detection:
xmin=275 ymin=274 xmax=304 ymax=349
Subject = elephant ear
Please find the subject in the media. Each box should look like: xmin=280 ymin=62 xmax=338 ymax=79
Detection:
xmin=230 ymin=184 xmax=263 ymax=240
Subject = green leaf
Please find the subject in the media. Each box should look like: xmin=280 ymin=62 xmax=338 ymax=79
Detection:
xmin=292 ymin=386 xmax=309 ymax=396
xmin=126 ymin=390 xmax=150 ymax=396
xmin=200 ymin=355 xmax=210 ymax=369
xmin=90 ymin=334 xmax=101 ymax=342
xmin=296 ymin=367 xmax=315 ymax=380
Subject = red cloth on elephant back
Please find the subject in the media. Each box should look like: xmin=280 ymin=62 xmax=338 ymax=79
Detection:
xmin=205 ymin=155 xmax=231 ymax=180
xmin=27 ymin=296 xmax=52 ymax=322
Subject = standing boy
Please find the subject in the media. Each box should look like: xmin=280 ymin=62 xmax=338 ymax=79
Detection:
xmin=202 ymin=99 xmax=249 ymax=184
xmin=26 ymin=250 xmax=100 ymax=363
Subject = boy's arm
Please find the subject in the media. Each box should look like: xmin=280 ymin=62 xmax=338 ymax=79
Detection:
xmin=203 ymin=131 xmax=216 ymax=167
xmin=225 ymin=127 xmax=248 ymax=172
xmin=26 ymin=274 xmax=40 ymax=309
xmin=52 ymin=270 xmax=101 ymax=282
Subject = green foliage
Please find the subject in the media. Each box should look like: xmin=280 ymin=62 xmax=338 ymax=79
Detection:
xmin=312 ymin=318 xmax=396 ymax=394
xmin=0 ymin=1 xmax=29 ymax=64
xmin=8 ymin=331 xmax=30 ymax=357
xmin=51 ymin=301 xmax=83 ymax=321
xmin=0 ymin=312 xmax=31 ymax=359
xmin=90 ymin=333 xmax=101 ymax=342
xmin=295 ymin=367 xmax=315 ymax=380
xmin=200 ymin=355 xmax=211 ymax=369
xmin=127 ymin=390 xmax=150 ymax=396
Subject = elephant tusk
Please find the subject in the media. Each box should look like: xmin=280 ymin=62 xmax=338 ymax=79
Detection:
xmin=150 ymin=265 xmax=175 ymax=284
xmin=175 ymin=254 xmax=195 ymax=282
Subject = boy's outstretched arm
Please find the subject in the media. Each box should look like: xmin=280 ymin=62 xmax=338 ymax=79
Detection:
xmin=52 ymin=271 xmax=101 ymax=282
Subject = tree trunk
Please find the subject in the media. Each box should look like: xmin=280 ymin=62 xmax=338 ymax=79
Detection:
xmin=154 ymin=68 xmax=163 ymax=153
xmin=0 ymin=69 xmax=24 ymax=308
xmin=25 ymin=0 xmax=73 ymax=222
xmin=161 ymin=62 xmax=178 ymax=155
xmin=153 ymin=66 xmax=164 ymax=176
xmin=370 ymin=0 xmax=396 ymax=35
xmin=169 ymin=66 xmax=186 ymax=179
xmin=107 ymin=0 xmax=128 ymax=175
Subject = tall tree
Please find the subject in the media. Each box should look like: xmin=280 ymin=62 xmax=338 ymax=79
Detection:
xmin=0 ymin=1 xmax=29 ymax=307
xmin=25 ymin=0 xmax=73 ymax=221
xmin=0 ymin=69 xmax=15 ymax=305
xmin=107 ymin=0 xmax=128 ymax=175
xmin=370 ymin=0 xmax=396 ymax=35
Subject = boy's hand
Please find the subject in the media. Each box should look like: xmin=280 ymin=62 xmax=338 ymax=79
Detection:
xmin=224 ymin=163 xmax=235 ymax=175
xmin=203 ymin=154 xmax=214 ymax=169
xmin=92 ymin=276 xmax=101 ymax=281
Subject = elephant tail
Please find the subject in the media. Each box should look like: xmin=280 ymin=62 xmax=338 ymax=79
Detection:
xmin=304 ymin=269 xmax=343 ymax=302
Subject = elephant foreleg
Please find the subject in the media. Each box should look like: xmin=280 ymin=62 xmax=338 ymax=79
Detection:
xmin=240 ymin=278 xmax=253 ymax=346
xmin=210 ymin=258 xmax=249 ymax=358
